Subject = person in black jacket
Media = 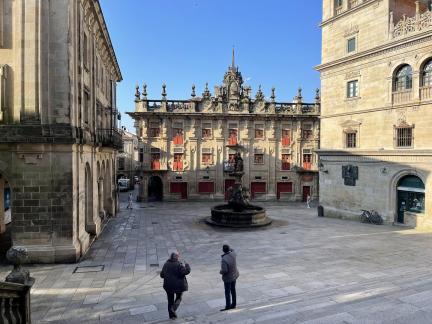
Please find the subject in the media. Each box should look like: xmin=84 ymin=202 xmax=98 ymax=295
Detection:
xmin=160 ymin=252 xmax=191 ymax=319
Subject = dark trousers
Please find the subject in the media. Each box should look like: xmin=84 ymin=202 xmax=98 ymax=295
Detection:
xmin=224 ymin=280 xmax=236 ymax=308
xmin=166 ymin=291 xmax=183 ymax=317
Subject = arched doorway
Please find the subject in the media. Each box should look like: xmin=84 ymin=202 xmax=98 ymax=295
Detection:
xmin=148 ymin=176 xmax=163 ymax=201
xmin=396 ymin=175 xmax=425 ymax=224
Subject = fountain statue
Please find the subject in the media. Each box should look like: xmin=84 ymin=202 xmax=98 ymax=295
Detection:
xmin=207 ymin=144 xmax=272 ymax=227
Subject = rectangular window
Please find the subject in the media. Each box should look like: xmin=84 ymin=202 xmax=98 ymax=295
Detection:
xmin=118 ymin=158 xmax=125 ymax=170
xmin=347 ymin=80 xmax=359 ymax=98
xmin=149 ymin=121 xmax=161 ymax=138
xmin=255 ymin=123 xmax=264 ymax=139
xmin=150 ymin=148 xmax=161 ymax=170
xmin=281 ymin=154 xmax=291 ymax=171
xmin=84 ymin=90 xmax=90 ymax=124
xmin=202 ymin=148 xmax=213 ymax=165
xmin=202 ymin=122 xmax=212 ymax=139
xmin=302 ymin=124 xmax=313 ymax=139
xmin=228 ymin=123 xmax=238 ymax=145
xmin=396 ymin=127 xmax=413 ymax=148
xmin=254 ymin=149 xmax=264 ymax=165
xmin=346 ymin=132 xmax=357 ymax=148
xmin=172 ymin=122 xmax=183 ymax=145
xmin=303 ymin=150 xmax=312 ymax=170
xmin=139 ymin=148 xmax=144 ymax=163
xmin=173 ymin=153 xmax=183 ymax=171
xmin=282 ymin=127 xmax=291 ymax=146
xmin=198 ymin=182 xmax=215 ymax=194
xmin=347 ymin=37 xmax=356 ymax=53
xmin=83 ymin=33 xmax=88 ymax=69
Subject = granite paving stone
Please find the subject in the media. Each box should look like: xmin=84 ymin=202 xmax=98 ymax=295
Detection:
xmin=3 ymin=191 xmax=432 ymax=323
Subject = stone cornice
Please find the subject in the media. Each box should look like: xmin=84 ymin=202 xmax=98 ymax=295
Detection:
xmin=320 ymin=0 xmax=378 ymax=27
xmin=88 ymin=0 xmax=122 ymax=81
xmin=316 ymin=30 xmax=432 ymax=73
xmin=127 ymin=112 xmax=320 ymax=119
xmin=316 ymin=149 xmax=432 ymax=156
xmin=320 ymin=99 xmax=432 ymax=119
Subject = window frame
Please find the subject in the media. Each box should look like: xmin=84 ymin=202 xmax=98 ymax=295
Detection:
xmin=347 ymin=80 xmax=359 ymax=98
xmin=202 ymin=121 xmax=212 ymax=139
xmin=393 ymin=65 xmax=413 ymax=92
xmin=254 ymin=123 xmax=265 ymax=139
xmin=149 ymin=121 xmax=161 ymax=138
xmin=347 ymin=37 xmax=356 ymax=54
xmin=395 ymin=126 xmax=414 ymax=149
xmin=345 ymin=131 xmax=357 ymax=148
xmin=422 ymin=59 xmax=432 ymax=87
xmin=201 ymin=148 xmax=213 ymax=165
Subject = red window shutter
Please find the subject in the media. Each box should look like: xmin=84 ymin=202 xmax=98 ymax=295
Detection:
xmin=278 ymin=182 xmax=293 ymax=193
xmin=198 ymin=182 xmax=214 ymax=193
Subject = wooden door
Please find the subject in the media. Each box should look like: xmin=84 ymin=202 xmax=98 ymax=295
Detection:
xmin=251 ymin=182 xmax=266 ymax=199
xmin=277 ymin=182 xmax=293 ymax=200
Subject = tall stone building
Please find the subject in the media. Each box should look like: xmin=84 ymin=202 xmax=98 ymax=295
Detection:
xmin=0 ymin=0 xmax=122 ymax=262
xmin=317 ymin=0 xmax=432 ymax=228
xmin=117 ymin=127 xmax=139 ymax=189
xmin=129 ymin=56 xmax=320 ymax=202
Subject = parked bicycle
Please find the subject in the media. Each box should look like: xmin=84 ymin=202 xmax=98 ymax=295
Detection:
xmin=360 ymin=209 xmax=383 ymax=225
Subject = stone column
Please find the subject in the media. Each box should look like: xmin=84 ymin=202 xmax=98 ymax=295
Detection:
xmin=98 ymin=178 xmax=104 ymax=218
xmin=0 ymin=177 xmax=5 ymax=234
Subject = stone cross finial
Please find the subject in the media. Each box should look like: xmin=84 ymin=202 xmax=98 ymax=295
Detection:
xmin=191 ymin=84 xmax=196 ymax=97
xmin=271 ymin=87 xmax=276 ymax=102
xmin=135 ymin=84 xmax=140 ymax=101
xmin=256 ymin=85 xmax=264 ymax=100
xmin=315 ymin=88 xmax=321 ymax=103
xmin=142 ymin=83 xmax=147 ymax=100
xmin=297 ymin=87 xmax=303 ymax=101
xmin=203 ymin=82 xmax=211 ymax=98
xmin=162 ymin=83 xmax=167 ymax=100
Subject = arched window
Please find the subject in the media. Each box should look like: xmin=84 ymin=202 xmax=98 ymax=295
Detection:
xmin=422 ymin=59 xmax=432 ymax=87
xmin=393 ymin=65 xmax=413 ymax=92
xmin=335 ymin=0 xmax=343 ymax=7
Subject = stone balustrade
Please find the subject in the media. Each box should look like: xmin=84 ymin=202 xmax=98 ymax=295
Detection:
xmin=391 ymin=5 xmax=432 ymax=39
xmin=420 ymin=85 xmax=432 ymax=100
xmin=392 ymin=90 xmax=413 ymax=105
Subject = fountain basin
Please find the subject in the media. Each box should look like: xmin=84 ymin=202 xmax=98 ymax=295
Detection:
xmin=206 ymin=204 xmax=272 ymax=228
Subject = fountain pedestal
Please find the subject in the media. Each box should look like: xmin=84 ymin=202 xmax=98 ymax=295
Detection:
xmin=206 ymin=147 xmax=272 ymax=228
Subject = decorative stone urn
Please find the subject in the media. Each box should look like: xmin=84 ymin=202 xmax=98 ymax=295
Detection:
xmin=5 ymin=247 xmax=34 ymax=286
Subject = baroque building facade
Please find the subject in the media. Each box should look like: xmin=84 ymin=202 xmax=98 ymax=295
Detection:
xmin=317 ymin=0 xmax=432 ymax=228
xmin=129 ymin=57 xmax=320 ymax=202
xmin=0 ymin=0 xmax=122 ymax=262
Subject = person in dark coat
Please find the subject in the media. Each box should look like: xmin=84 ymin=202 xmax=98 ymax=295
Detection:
xmin=160 ymin=252 xmax=191 ymax=319
xmin=220 ymin=244 xmax=239 ymax=311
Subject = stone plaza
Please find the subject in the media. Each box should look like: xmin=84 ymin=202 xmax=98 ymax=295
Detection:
xmin=2 ymin=191 xmax=432 ymax=323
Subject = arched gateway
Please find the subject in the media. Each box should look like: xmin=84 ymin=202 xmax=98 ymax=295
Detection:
xmin=396 ymin=175 xmax=425 ymax=224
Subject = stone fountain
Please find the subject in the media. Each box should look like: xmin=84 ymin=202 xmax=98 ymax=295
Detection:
xmin=206 ymin=144 xmax=272 ymax=228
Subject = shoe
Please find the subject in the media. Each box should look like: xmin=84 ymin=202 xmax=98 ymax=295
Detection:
xmin=220 ymin=307 xmax=230 ymax=311
xmin=230 ymin=305 xmax=236 ymax=309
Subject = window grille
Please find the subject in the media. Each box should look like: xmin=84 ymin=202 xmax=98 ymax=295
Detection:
xmin=346 ymin=132 xmax=357 ymax=148
xmin=396 ymin=127 xmax=413 ymax=148
xmin=150 ymin=148 xmax=160 ymax=153
xmin=202 ymin=148 xmax=212 ymax=154
xmin=173 ymin=147 xmax=184 ymax=154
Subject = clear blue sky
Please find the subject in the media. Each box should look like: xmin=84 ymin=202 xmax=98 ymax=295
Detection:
xmin=100 ymin=0 xmax=323 ymax=132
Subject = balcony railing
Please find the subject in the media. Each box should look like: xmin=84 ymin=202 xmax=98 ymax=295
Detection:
xmin=391 ymin=7 xmax=432 ymax=39
xmin=97 ymin=128 xmax=123 ymax=150
xmin=392 ymin=90 xmax=412 ymax=105
xmin=335 ymin=6 xmax=343 ymax=15
xmin=420 ymin=86 xmax=432 ymax=100
xmin=349 ymin=0 xmax=359 ymax=8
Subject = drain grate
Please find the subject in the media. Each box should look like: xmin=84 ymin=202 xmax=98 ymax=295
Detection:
xmin=149 ymin=263 xmax=159 ymax=268
xmin=73 ymin=265 xmax=105 ymax=273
